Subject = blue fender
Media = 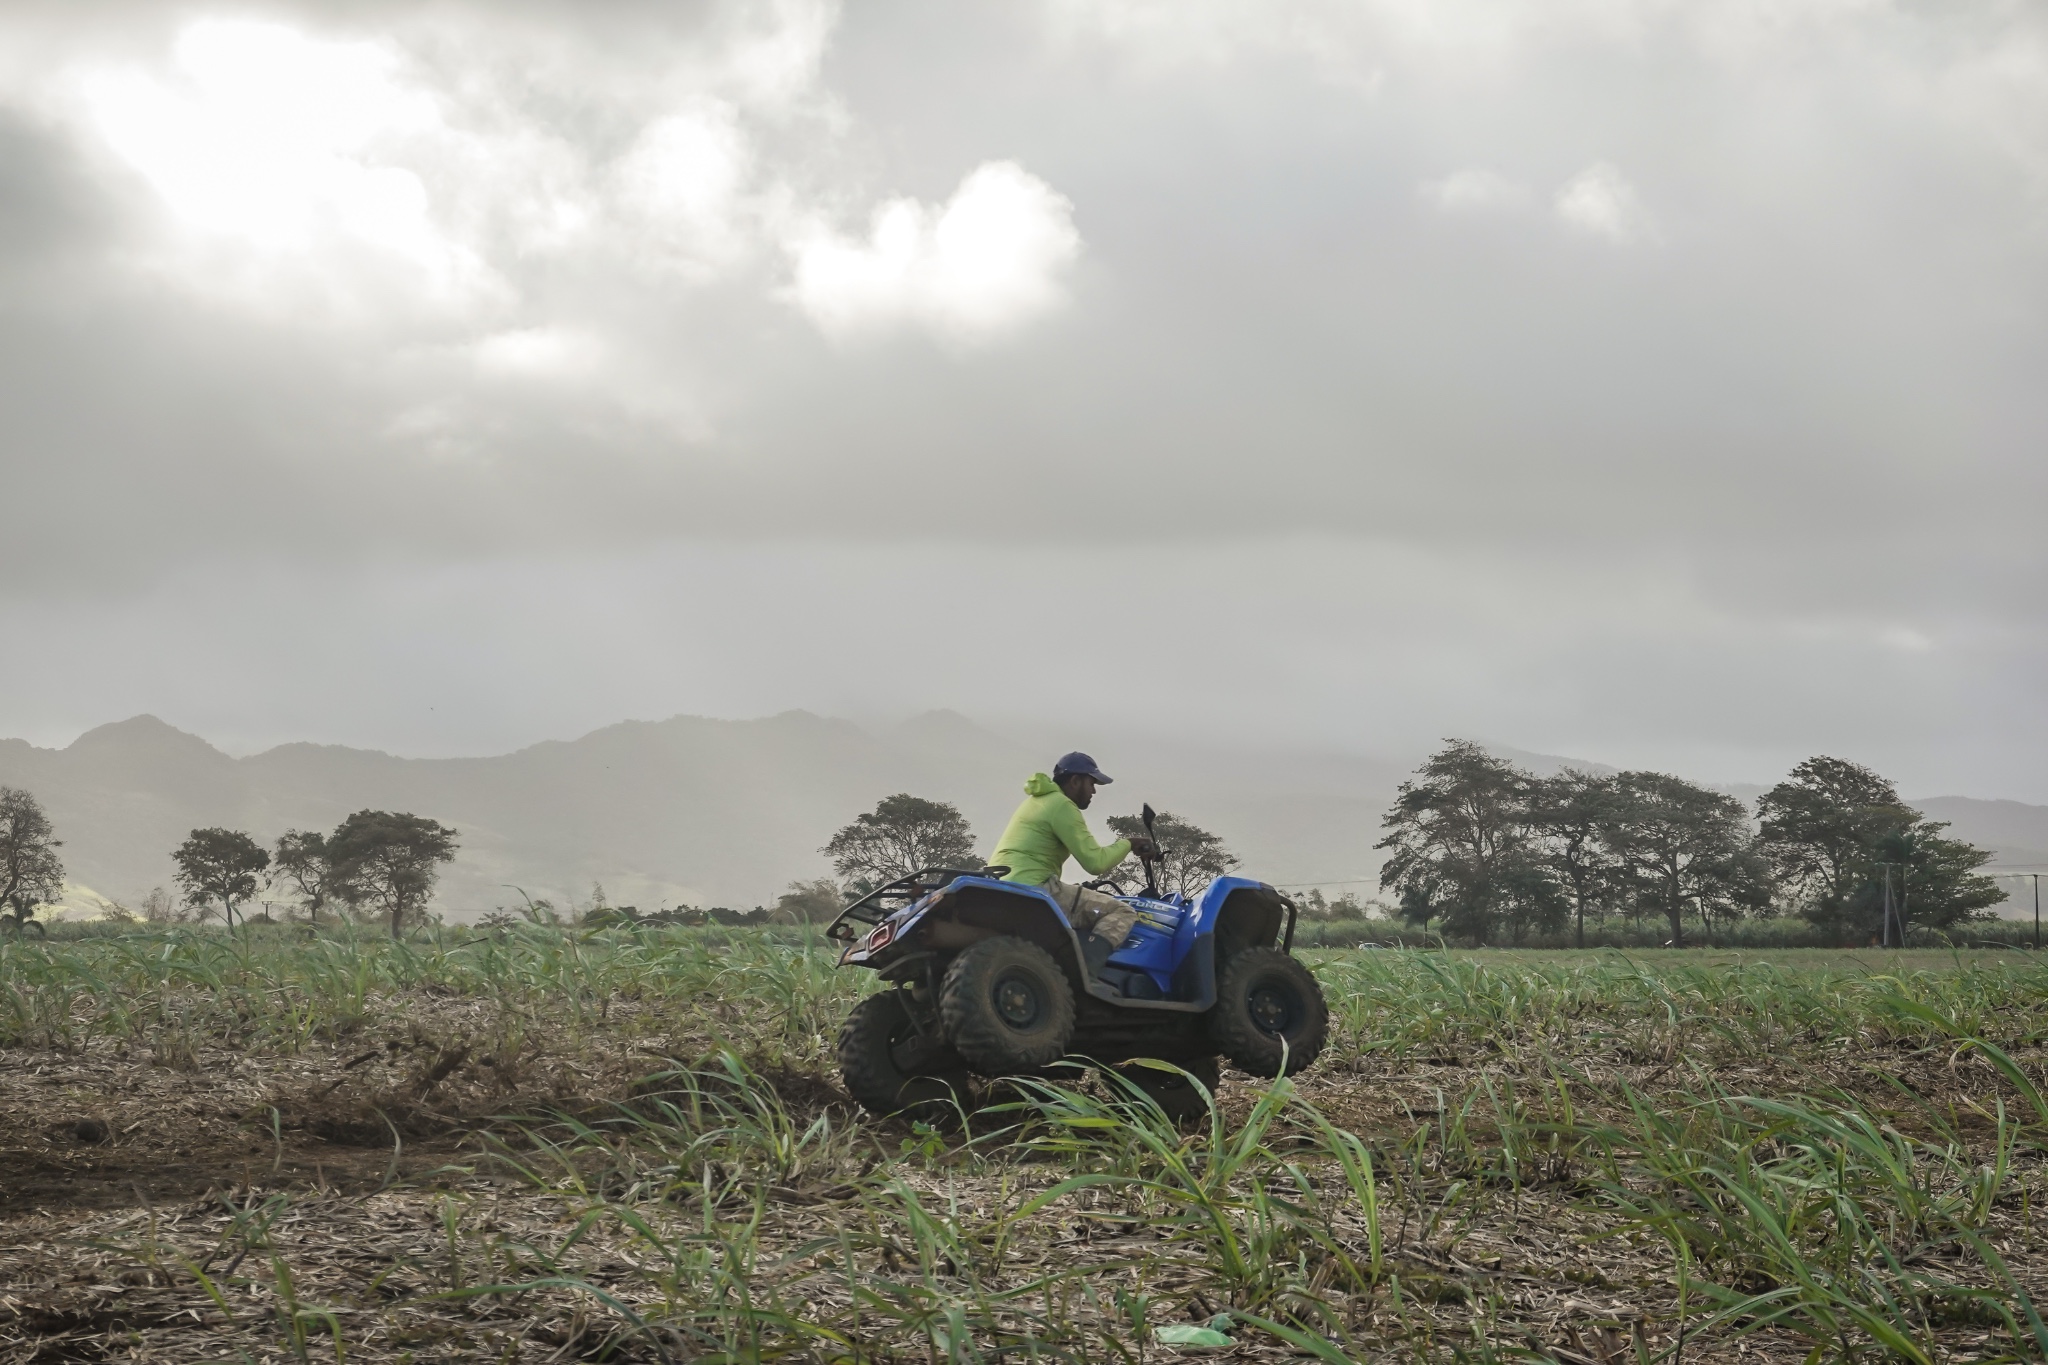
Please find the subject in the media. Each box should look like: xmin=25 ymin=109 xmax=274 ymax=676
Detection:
xmin=1193 ymin=876 xmax=1278 ymax=931
xmin=837 ymin=875 xmax=1067 ymax=965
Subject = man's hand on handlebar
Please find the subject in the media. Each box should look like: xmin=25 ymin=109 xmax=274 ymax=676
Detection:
xmin=1127 ymin=835 xmax=1161 ymax=862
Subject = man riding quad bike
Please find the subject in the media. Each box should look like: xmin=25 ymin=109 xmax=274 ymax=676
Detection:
xmin=829 ymin=752 xmax=1329 ymax=1120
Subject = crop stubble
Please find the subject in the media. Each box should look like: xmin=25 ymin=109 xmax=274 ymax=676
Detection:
xmin=2 ymin=928 xmax=2045 ymax=1362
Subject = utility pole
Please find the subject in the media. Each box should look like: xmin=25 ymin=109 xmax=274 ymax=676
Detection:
xmin=1887 ymin=866 xmax=1899 ymax=948
xmin=1900 ymin=865 xmax=1909 ymax=949
xmin=1875 ymin=862 xmax=1909 ymax=948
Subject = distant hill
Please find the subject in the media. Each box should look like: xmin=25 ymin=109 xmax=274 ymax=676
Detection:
xmin=1913 ymin=796 xmax=2048 ymax=897
xmin=0 ymin=712 xmax=1410 ymax=916
xmin=1 ymin=715 xmax=2041 ymax=920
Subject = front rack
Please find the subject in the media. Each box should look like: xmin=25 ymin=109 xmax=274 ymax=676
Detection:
xmin=823 ymin=867 xmax=989 ymax=941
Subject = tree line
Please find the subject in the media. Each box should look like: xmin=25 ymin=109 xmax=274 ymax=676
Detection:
xmin=6 ymin=748 xmax=2001 ymax=946
xmin=0 ymin=785 xmax=457 ymax=937
xmin=1378 ymin=742 xmax=2005 ymax=946
xmin=173 ymin=812 xmax=459 ymax=936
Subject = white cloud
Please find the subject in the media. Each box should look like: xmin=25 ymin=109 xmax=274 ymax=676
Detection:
xmin=1420 ymin=168 xmax=1529 ymax=214
xmin=71 ymin=19 xmax=503 ymax=315
xmin=1045 ymin=1 xmax=1904 ymax=80
xmin=1050 ymin=1 xmax=2048 ymax=210
xmin=613 ymin=102 xmax=754 ymax=273
xmin=1040 ymin=0 xmax=1393 ymax=87
xmin=1928 ymin=23 xmax=2048 ymax=197
xmin=785 ymin=161 xmax=1081 ymax=342
xmin=719 ymin=0 xmax=842 ymax=107
xmin=470 ymin=327 xmax=603 ymax=381
xmin=1553 ymin=161 xmax=1657 ymax=244
xmin=46 ymin=7 xmax=851 ymax=327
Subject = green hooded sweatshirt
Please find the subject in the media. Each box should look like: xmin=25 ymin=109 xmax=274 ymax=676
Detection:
xmin=988 ymin=772 xmax=1133 ymax=886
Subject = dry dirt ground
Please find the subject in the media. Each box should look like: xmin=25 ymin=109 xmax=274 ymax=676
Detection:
xmin=3 ymin=955 xmax=2045 ymax=1363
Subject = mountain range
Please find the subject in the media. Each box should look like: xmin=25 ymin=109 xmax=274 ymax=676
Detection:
xmin=2 ymin=713 xmax=2043 ymax=920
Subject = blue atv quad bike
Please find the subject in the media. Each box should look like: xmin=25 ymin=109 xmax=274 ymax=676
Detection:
xmin=827 ymin=842 xmax=1328 ymax=1122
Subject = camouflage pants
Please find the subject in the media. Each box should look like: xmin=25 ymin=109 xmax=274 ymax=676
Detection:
xmin=1042 ymin=878 xmax=1138 ymax=947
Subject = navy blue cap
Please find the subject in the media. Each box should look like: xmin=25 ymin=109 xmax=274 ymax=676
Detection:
xmin=1053 ymin=751 xmax=1112 ymax=784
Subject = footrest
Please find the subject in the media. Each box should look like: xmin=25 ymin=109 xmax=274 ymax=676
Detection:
xmin=1099 ymin=967 xmax=1164 ymax=1000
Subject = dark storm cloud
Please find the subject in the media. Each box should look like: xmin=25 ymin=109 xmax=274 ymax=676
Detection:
xmin=0 ymin=0 xmax=2042 ymax=797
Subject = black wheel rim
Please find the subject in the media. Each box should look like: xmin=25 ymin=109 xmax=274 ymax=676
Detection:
xmin=994 ymin=972 xmax=1043 ymax=1029
xmin=1249 ymin=981 xmax=1299 ymax=1037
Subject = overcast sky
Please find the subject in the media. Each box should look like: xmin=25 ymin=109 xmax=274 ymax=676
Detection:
xmin=0 ymin=0 xmax=2042 ymax=798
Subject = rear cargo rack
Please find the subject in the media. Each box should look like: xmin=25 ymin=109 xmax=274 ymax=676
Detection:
xmin=824 ymin=867 xmax=987 ymax=941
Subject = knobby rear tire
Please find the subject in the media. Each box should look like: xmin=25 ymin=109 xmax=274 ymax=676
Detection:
xmin=940 ymin=935 xmax=1076 ymax=1074
xmin=838 ymin=991 xmax=975 ymax=1124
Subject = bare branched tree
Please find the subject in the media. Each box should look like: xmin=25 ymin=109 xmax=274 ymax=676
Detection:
xmin=272 ymin=829 xmax=342 ymax=923
xmin=1106 ymin=810 xmax=1238 ymax=896
xmin=822 ymin=794 xmax=977 ymax=891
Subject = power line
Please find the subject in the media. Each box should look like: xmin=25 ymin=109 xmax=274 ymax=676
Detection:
xmin=1270 ymin=878 xmax=1381 ymax=890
